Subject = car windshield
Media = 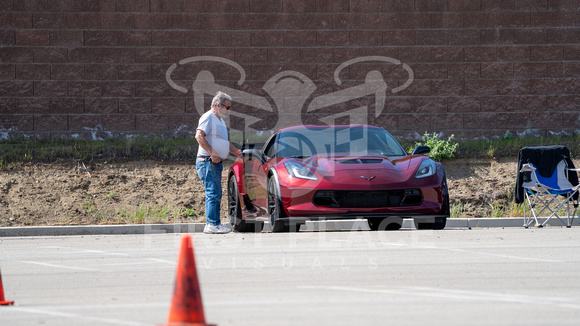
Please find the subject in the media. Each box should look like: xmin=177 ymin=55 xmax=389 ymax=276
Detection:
xmin=276 ymin=126 xmax=406 ymax=158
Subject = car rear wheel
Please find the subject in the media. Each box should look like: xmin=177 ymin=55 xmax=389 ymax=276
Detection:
xmin=367 ymin=217 xmax=403 ymax=231
xmin=267 ymin=174 xmax=291 ymax=233
xmin=228 ymin=176 xmax=263 ymax=233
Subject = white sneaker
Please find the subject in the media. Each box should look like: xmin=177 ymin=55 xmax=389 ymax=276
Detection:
xmin=203 ymin=223 xmax=232 ymax=234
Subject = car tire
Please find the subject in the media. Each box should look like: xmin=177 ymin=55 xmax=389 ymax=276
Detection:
xmin=414 ymin=176 xmax=449 ymax=230
xmin=267 ymin=173 xmax=290 ymax=233
xmin=228 ymin=175 xmax=263 ymax=233
xmin=367 ymin=217 xmax=403 ymax=231
xmin=414 ymin=217 xmax=447 ymax=230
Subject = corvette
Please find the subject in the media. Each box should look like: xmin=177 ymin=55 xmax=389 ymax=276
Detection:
xmin=227 ymin=125 xmax=449 ymax=232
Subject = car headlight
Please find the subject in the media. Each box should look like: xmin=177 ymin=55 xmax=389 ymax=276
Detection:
xmin=416 ymin=159 xmax=436 ymax=179
xmin=284 ymin=161 xmax=318 ymax=180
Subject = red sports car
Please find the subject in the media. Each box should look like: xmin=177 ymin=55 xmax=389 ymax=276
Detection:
xmin=227 ymin=125 xmax=449 ymax=232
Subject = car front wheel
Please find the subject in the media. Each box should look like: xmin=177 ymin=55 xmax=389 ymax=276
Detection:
xmin=267 ymin=174 xmax=290 ymax=232
xmin=414 ymin=217 xmax=447 ymax=230
xmin=414 ymin=176 xmax=449 ymax=230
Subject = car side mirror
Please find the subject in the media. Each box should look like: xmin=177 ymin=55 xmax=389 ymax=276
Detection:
xmin=242 ymin=148 xmax=266 ymax=165
xmin=411 ymin=145 xmax=430 ymax=156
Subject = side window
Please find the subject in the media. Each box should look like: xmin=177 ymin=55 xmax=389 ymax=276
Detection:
xmin=277 ymin=135 xmax=301 ymax=157
xmin=276 ymin=132 xmax=315 ymax=157
xmin=263 ymin=133 xmax=277 ymax=158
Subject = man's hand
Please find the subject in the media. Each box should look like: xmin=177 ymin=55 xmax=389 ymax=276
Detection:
xmin=210 ymin=154 xmax=221 ymax=163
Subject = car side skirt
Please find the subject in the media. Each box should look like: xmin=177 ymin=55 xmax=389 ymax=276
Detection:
xmin=238 ymin=213 xmax=449 ymax=223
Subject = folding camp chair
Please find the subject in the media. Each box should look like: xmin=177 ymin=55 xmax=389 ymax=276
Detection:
xmin=520 ymin=159 xmax=580 ymax=228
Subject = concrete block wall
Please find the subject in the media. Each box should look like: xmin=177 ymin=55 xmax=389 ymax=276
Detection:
xmin=0 ymin=0 xmax=579 ymax=140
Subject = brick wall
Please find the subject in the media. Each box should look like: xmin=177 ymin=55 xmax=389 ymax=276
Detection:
xmin=1 ymin=0 xmax=579 ymax=141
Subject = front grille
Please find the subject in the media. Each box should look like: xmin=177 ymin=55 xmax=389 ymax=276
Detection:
xmin=313 ymin=189 xmax=423 ymax=208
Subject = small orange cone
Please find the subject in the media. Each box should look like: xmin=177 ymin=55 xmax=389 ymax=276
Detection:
xmin=161 ymin=234 xmax=215 ymax=326
xmin=0 ymin=268 xmax=14 ymax=306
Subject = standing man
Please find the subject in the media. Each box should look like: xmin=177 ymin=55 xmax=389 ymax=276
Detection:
xmin=195 ymin=91 xmax=241 ymax=234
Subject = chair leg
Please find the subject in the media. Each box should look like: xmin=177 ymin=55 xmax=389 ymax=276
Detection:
xmin=547 ymin=191 xmax=576 ymax=228
xmin=523 ymin=195 xmax=528 ymax=228
xmin=535 ymin=191 xmax=578 ymax=228
xmin=524 ymin=192 xmax=540 ymax=228
xmin=523 ymin=190 xmax=575 ymax=228
xmin=573 ymin=200 xmax=580 ymax=227
xmin=537 ymin=191 xmax=573 ymax=227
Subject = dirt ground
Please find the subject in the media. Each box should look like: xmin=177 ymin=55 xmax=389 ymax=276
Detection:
xmin=1 ymin=158 xmax=578 ymax=227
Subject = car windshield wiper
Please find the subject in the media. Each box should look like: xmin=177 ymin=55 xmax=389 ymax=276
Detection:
xmin=288 ymin=155 xmax=310 ymax=159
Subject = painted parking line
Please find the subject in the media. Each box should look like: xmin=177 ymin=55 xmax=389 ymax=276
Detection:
xmin=20 ymin=261 xmax=101 ymax=272
xmin=34 ymin=302 xmax=167 ymax=311
xmin=43 ymin=246 xmax=177 ymax=265
xmin=6 ymin=306 xmax=149 ymax=326
xmin=299 ymin=285 xmax=580 ymax=310
xmin=17 ymin=246 xmax=177 ymax=271
xmin=418 ymin=245 xmax=564 ymax=263
xmin=378 ymin=242 xmax=564 ymax=263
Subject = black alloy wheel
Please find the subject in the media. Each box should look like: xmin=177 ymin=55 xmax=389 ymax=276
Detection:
xmin=267 ymin=175 xmax=290 ymax=232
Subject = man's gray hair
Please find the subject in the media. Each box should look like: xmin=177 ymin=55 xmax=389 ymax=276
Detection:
xmin=211 ymin=91 xmax=231 ymax=108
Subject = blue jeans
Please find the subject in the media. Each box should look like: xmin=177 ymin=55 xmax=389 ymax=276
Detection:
xmin=196 ymin=157 xmax=223 ymax=226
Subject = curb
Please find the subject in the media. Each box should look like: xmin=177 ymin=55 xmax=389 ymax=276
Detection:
xmin=1 ymin=218 xmax=577 ymax=237
xmin=0 ymin=223 xmax=205 ymax=237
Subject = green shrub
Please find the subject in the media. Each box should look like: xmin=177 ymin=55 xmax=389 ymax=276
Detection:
xmin=0 ymin=136 xmax=199 ymax=167
xmin=409 ymin=132 xmax=459 ymax=161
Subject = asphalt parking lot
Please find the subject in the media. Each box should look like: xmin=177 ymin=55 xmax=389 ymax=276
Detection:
xmin=1 ymin=226 xmax=580 ymax=326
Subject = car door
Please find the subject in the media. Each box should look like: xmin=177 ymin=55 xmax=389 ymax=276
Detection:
xmin=244 ymin=133 xmax=277 ymax=216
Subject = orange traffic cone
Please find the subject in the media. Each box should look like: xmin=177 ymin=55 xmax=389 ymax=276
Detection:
xmin=161 ymin=234 xmax=215 ymax=326
xmin=0 ymin=268 xmax=14 ymax=306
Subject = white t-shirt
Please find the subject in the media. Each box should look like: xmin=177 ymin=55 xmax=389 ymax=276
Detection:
xmin=197 ymin=111 xmax=229 ymax=160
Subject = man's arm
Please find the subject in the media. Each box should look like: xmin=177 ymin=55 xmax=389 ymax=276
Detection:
xmin=229 ymin=142 xmax=240 ymax=156
xmin=195 ymin=129 xmax=221 ymax=163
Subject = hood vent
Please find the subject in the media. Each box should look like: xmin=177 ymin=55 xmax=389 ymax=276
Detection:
xmin=336 ymin=158 xmax=383 ymax=164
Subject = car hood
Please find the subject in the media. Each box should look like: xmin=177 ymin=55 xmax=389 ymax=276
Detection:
xmin=300 ymin=154 xmax=418 ymax=185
